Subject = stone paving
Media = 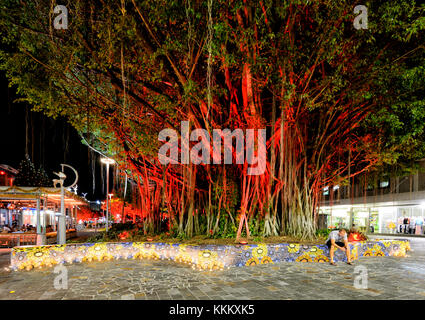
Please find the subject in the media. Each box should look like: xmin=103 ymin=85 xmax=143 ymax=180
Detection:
xmin=0 ymin=237 xmax=424 ymax=300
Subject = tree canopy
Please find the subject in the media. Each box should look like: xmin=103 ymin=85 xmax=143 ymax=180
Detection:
xmin=1 ymin=0 xmax=424 ymax=239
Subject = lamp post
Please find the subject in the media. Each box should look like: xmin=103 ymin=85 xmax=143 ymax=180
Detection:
xmin=35 ymin=192 xmax=46 ymax=245
xmin=108 ymin=193 xmax=114 ymax=223
xmin=101 ymin=157 xmax=115 ymax=231
xmin=53 ymin=164 xmax=78 ymax=245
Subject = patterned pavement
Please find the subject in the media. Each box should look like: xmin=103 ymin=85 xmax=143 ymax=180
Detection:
xmin=0 ymin=237 xmax=424 ymax=300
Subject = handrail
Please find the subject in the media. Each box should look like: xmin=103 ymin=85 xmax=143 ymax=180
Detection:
xmin=0 ymin=229 xmax=77 ymax=247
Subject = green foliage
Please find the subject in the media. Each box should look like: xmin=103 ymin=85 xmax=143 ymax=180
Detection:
xmin=316 ymin=228 xmax=331 ymax=239
xmin=210 ymin=213 xmax=237 ymax=239
xmin=248 ymin=216 xmax=264 ymax=238
xmin=108 ymin=222 xmax=136 ymax=232
xmin=1 ymin=0 xmax=425 ymax=240
xmin=36 ymin=167 xmax=51 ymax=187
xmin=176 ymin=232 xmax=189 ymax=241
xmin=0 ymin=1 xmax=423 ymax=168
xmin=170 ymin=225 xmax=179 ymax=238
xmin=106 ymin=222 xmax=136 ymax=238
xmin=252 ymin=236 xmax=262 ymax=243
xmin=84 ymin=232 xmax=107 ymax=243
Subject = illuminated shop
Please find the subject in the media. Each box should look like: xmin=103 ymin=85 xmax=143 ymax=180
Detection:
xmin=319 ymin=201 xmax=425 ymax=236
xmin=0 ymin=186 xmax=88 ymax=244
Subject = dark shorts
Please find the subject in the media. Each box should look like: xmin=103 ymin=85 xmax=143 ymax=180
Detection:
xmin=326 ymin=240 xmax=346 ymax=249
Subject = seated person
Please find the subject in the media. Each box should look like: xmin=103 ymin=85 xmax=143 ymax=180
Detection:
xmin=325 ymin=228 xmax=353 ymax=266
xmin=1 ymin=225 xmax=12 ymax=233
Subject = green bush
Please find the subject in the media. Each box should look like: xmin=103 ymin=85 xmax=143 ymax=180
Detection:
xmin=316 ymin=228 xmax=331 ymax=238
xmin=85 ymin=232 xmax=106 ymax=243
xmin=170 ymin=225 xmax=179 ymax=237
xmin=108 ymin=222 xmax=135 ymax=232
xmin=104 ymin=222 xmax=136 ymax=240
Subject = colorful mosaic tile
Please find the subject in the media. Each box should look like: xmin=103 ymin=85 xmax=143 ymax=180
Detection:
xmin=10 ymin=239 xmax=410 ymax=271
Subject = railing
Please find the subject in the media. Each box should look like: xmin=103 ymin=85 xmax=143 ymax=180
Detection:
xmin=0 ymin=234 xmax=37 ymax=247
xmin=0 ymin=229 xmax=77 ymax=247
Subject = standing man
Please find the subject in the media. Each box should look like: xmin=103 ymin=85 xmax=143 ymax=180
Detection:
xmin=326 ymin=229 xmax=353 ymax=265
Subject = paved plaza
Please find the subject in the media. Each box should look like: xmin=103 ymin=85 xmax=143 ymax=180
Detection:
xmin=0 ymin=237 xmax=424 ymax=300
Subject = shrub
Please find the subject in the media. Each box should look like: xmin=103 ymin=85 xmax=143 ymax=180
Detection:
xmin=316 ymin=228 xmax=331 ymax=238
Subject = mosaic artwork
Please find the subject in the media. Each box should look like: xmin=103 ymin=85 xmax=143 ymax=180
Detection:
xmin=10 ymin=239 xmax=410 ymax=271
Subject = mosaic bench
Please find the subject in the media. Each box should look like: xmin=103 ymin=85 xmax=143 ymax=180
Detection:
xmin=10 ymin=239 xmax=410 ymax=271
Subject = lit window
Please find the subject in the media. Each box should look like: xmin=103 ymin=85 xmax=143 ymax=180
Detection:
xmin=323 ymin=186 xmax=329 ymax=196
xmin=380 ymin=181 xmax=389 ymax=188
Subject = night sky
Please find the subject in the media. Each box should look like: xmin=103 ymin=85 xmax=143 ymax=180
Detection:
xmin=0 ymin=71 xmax=105 ymax=201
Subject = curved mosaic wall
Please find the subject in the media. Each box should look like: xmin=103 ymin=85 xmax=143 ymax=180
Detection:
xmin=10 ymin=239 xmax=410 ymax=271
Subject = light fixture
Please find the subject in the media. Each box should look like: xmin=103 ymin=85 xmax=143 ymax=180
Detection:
xmin=100 ymin=157 xmax=115 ymax=165
xmin=101 ymin=157 xmax=115 ymax=231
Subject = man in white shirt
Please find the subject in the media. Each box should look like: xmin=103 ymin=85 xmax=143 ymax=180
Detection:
xmin=325 ymin=229 xmax=352 ymax=266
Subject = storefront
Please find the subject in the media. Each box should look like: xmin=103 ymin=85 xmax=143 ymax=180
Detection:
xmin=319 ymin=202 xmax=425 ymax=236
xmin=19 ymin=208 xmax=74 ymax=229
xmin=0 ymin=186 xmax=88 ymax=233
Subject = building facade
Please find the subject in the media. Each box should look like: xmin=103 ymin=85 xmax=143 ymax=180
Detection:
xmin=0 ymin=164 xmax=17 ymax=187
xmin=319 ymin=160 xmax=425 ymax=236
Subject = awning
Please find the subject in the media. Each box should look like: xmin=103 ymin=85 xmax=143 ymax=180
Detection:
xmin=0 ymin=186 xmax=89 ymax=208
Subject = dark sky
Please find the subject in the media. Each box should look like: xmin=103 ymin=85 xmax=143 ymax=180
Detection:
xmin=0 ymin=71 xmax=106 ymax=201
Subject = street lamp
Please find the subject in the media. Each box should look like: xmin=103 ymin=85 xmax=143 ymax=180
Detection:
xmin=101 ymin=157 xmax=115 ymax=231
xmin=53 ymin=164 xmax=78 ymax=245
xmin=108 ymin=193 xmax=114 ymax=223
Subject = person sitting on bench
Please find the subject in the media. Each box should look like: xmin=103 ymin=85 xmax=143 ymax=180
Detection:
xmin=326 ymin=229 xmax=353 ymax=266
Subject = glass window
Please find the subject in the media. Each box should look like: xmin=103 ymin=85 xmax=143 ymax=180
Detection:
xmin=329 ymin=208 xmax=350 ymax=229
xmin=369 ymin=210 xmax=379 ymax=233
xmin=323 ymin=186 xmax=329 ymax=196
xmin=379 ymin=180 xmax=389 ymax=188
xmin=352 ymin=209 xmax=369 ymax=233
